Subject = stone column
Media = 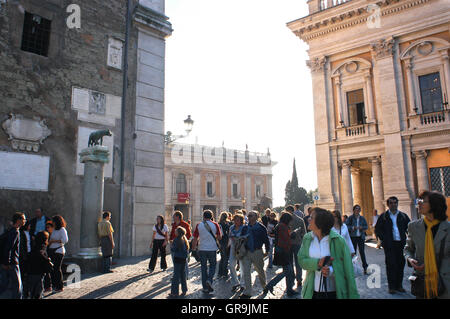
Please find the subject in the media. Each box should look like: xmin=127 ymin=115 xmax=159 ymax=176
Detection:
xmin=334 ymin=75 xmax=345 ymax=126
xmin=412 ymin=150 xmax=429 ymax=194
xmin=403 ymin=57 xmax=417 ymax=114
xmin=439 ymin=49 xmax=450 ymax=104
xmin=193 ymin=170 xmax=201 ymax=225
xmin=369 ymin=156 xmax=385 ymax=214
xmin=340 ymin=160 xmax=353 ymax=215
xmin=364 ymin=71 xmax=375 ymax=122
xmin=245 ymin=174 xmax=252 ymax=212
xmin=77 ymin=145 xmax=109 ymax=272
xmin=371 ymin=36 xmax=414 ymax=217
xmin=307 ymin=56 xmax=338 ymax=210
xmin=220 ymin=172 xmax=228 ymax=212
xmin=351 ymin=167 xmax=362 ymax=209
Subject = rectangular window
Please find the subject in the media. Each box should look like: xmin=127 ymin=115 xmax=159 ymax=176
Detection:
xmin=430 ymin=166 xmax=450 ymax=197
xmin=419 ymin=72 xmax=443 ymax=114
xmin=21 ymin=12 xmax=52 ymax=56
xmin=176 ymin=174 xmax=187 ymax=194
xmin=233 ymin=184 xmax=238 ymax=198
xmin=207 ymin=182 xmax=213 ymax=197
xmin=347 ymin=89 xmax=365 ymax=126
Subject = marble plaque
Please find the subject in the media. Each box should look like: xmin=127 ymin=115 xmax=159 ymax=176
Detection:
xmin=107 ymin=37 xmax=123 ymax=70
xmin=76 ymin=126 xmax=113 ymax=178
xmin=72 ymin=87 xmax=90 ymax=111
xmin=0 ymin=152 xmax=50 ymax=191
xmin=89 ymin=91 xmax=106 ymax=115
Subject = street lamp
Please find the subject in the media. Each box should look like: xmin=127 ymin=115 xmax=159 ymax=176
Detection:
xmin=164 ymin=115 xmax=194 ymax=144
xmin=242 ymin=197 xmax=246 ymax=209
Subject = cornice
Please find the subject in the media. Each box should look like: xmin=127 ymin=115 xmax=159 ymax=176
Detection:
xmin=288 ymin=0 xmax=431 ymax=42
xmin=134 ymin=3 xmax=173 ymax=38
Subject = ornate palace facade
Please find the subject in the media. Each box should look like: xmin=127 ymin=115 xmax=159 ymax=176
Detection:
xmin=288 ymin=0 xmax=450 ymax=225
xmin=164 ymin=143 xmax=275 ymax=226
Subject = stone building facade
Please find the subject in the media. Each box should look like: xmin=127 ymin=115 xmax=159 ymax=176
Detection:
xmin=164 ymin=142 xmax=275 ymax=226
xmin=287 ymin=0 xmax=450 ymax=228
xmin=0 ymin=0 xmax=171 ymax=257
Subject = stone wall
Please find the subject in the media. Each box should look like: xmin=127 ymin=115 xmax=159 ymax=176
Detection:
xmin=0 ymin=0 xmax=139 ymax=256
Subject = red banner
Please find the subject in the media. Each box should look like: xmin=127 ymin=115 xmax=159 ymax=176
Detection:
xmin=177 ymin=193 xmax=190 ymax=203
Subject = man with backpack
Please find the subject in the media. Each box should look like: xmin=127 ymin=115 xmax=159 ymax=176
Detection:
xmin=0 ymin=212 xmax=27 ymax=299
xmin=191 ymin=210 xmax=222 ymax=294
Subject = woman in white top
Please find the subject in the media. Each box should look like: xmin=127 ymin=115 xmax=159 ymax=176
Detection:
xmin=48 ymin=215 xmax=69 ymax=292
xmin=331 ymin=210 xmax=355 ymax=255
xmin=148 ymin=215 xmax=169 ymax=273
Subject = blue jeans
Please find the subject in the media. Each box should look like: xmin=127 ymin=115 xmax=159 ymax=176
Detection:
xmin=218 ymin=246 xmax=229 ymax=277
xmin=0 ymin=265 xmax=22 ymax=299
xmin=266 ymin=262 xmax=295 ymax=293
xmin=171 ymin=261 xmax=187 ymax=295
xmin=291 ymin=244 xmax=303 ymax=285
xmin=171 ymin=249 xmax=189 ymax=279
xmin=198 ymin=250 xmax=217 ymax=289
xmin=268 ymin=238 xmax=274 ymax=267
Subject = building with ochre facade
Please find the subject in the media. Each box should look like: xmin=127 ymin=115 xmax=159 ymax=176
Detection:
xmin=287 ymin=0 xmax=450 ymax=227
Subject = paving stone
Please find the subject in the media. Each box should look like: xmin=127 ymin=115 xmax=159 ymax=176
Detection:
xmin=45 ymin=242 xmax=414 ymax=299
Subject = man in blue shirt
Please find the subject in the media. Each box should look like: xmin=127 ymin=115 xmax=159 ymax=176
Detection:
xmin=29 ymin=208 xmax=50 ymax=242
xmin=240 ymin=211 xmax=270 ymax=299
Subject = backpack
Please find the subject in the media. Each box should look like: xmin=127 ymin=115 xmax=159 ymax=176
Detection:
xmin=234 ymin=237 xmax=247 ymax=260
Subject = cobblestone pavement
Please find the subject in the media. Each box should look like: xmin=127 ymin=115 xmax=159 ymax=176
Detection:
xmin=45 ymin=240 xmax=414 ymax=299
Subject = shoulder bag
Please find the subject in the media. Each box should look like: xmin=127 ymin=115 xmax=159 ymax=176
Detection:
xmin=203 ymin=221 xmax=221 ymax=251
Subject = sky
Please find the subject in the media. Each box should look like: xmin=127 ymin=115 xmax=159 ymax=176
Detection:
xmin=164 ymin=0 xmax=316 ymax=207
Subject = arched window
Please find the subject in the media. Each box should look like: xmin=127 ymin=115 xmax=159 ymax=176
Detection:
xmin=176 ymin=173 xmax=187 ymax=193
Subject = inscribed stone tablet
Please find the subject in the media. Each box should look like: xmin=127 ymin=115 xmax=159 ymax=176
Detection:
xmin=0 ymin=152 xmax=50 ymax=191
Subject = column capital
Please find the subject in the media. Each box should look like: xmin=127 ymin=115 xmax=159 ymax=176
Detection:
xmin=351 ymin=167 xmax=361 ymax=175
xmin=306 ymin=56 xmax=327 ymax=73
xmin=338 ymin=159 xmax=352 ymax=169
xmin=368 ymin=156 xmax=382 ymax=165
xmin=411 ymin=150 xmax=428 ymax=159
xmin=370 ymin=36 xmax=395 ymax=60
xmin=402 ymin=56 xmax=414 ymax=70
xmin=438 ymin=47 xmax=449 ymax=61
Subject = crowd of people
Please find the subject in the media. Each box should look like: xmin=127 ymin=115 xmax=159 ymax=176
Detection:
xmin=147 ymin=190 xmax=449 ymax=300
xmin=0 ymin=209 xmax=69 ymax=299
xmin=0 ymin=189 xmax=448 ymax=300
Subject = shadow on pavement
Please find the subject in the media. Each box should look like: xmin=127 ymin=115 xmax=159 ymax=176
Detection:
xmin=79 ymin=273 xmax=151 ymax=299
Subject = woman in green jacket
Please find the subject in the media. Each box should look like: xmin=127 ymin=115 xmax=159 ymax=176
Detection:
xmin=298 ymin=207 xmax=359 ymax=299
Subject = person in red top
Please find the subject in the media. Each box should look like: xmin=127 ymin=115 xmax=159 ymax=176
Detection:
xmin=169 ymin=211 xmax=192 ymax=278
xmin=169 ymin=211 xmax=192 ymax=241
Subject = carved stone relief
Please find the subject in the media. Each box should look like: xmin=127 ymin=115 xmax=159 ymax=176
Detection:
xmin=2 ymin=114 xmax=51 ymax=152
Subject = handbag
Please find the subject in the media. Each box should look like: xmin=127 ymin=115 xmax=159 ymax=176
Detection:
xmin=234 ymin=237 xmax=247 ymax=260
xmin=410 ymin=236 xmax=446 ymax=298
xmin=272 ymin=246 xmax=289 ymax=266
xmin=352 ymin=256 xmax=363 ymax=278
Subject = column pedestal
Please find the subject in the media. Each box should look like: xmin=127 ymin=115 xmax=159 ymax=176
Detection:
xmin=73 ymin=145 xmax=110 ymax=273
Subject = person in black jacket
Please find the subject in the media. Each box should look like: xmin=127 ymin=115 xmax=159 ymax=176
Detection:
xmin=27 ymin=231 xmax=53 ymax=299
xmin=19 ymin=221 xmax=32 ymax=299
xmin=0 ymin=212 xmax=26 ymax=299
xmin=375 ymin=196 xmax=411 ymax=294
